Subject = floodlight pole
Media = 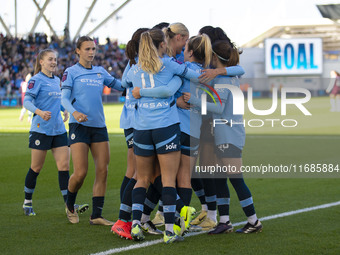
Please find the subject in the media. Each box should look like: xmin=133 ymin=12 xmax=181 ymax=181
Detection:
xmin=14 ymin=0 xmax=17 ymax=37
xmin=30 ymin=0 xmax=51 ymax=34
xmin=66 ymin=0 xmax=70 ymax=29
xmin=32 ymin=0 xmax=58 ymax=38
xmin=0 ymin=15 xmax=12 ymax=37
xmin=64 ymin=0 xmax=71 ymax=42
xmin=73 ymin=0 xmax=97 ymax=41
xmin=87 ymin=0 xmax=132 ymax=37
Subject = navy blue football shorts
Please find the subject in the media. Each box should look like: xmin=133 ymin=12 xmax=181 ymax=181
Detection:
xmin=29 ymin=132 xmax=68 ymax=150
xmin=215 ymin=143 xmax=242 ymax=158
xmin=124 ymin=128 xmax=134 ymax=149
xmin=68 ymin=123 xmax=109 ymax=146
xmin=133 ymin=123 xmax=181 ymax=156
xmin=180 ymin=132 xmax=199 ymax=157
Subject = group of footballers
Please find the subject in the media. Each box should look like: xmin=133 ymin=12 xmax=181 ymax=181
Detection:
xmin=22 ymin=21 xmax=263 ymax=245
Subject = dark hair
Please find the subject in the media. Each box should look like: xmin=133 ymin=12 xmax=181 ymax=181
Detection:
xmin=75 ymin=36 xmax=94 ymax=55
xmin=199 ymin=26 xmax=233 ymax=46
xmin=152 ymin=22 xmax=170 ymax=30
xmin=125 ymin=28 xmax=149 ymax=66
xmin=212 ymin=40 xmax=239 ymax=67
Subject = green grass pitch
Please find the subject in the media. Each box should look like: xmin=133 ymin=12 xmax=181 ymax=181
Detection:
xmin=0 ymin=96 xmax=339 ymax=255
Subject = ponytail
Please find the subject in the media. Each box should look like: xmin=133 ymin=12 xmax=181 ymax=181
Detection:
xmin=125 ymin=28 xmax=149 ymax=66
xmin=138 ymin=30 xmax=163 ymax=74
xmin=125 ymin=40 xmax=138 ymax=65
xmin=187 ymin=34 xmax=212 ymax=68
xmin=162 ymin=27 xmax=175 ymax=57
xmin=212 ymin=40 xmax=239 ymax=67
xmin=228 ymin=48 xmax=240 ymax=67
xmin=201 ymin=34 xmax=212 ymax=68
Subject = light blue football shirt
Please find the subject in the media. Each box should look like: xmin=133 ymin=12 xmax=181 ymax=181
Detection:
xmin=212 ymin=75 xmax=245 ymax=149
xmin=25 ymin=72 xmax=66 ymax=135
xmin=120 ymin=61 xmax=137 ymax=129
xmin=61 ymin=63 xmax=123 ymax=128
xmin=123 ymin=57 xmax=200 ymax=130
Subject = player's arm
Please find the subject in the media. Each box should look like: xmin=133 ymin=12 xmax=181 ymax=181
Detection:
xmin=121 ymin=69 xmax=133 ymax=88
xmin=122 ymin=60 xmax=131 ymax=80
xmin=102 ymin=68 xmax=124 ymax=91
xmin=61 ymin=89 xmax=87 ymax=122
xmin=133 ymin=76 xmax=182 ymax=99
xmin=59 ymin=105 xmax=69 ymax=122
xmin=176 ymin=95 xmax=191 ymax=110
xmin=183 ymin=92 xmax=225 ymax=114
xmin=199 ymin=65 xmax=245 ymax=83
xmin=167 ymin=59 xmax=201 ymax=82
xmin=107 ymin=78 xmax=124 ymax=91
xmin=60 ymin=70 xmax=87 ymax=122
xmin=23 ymin=94 xmax=51 ymax=121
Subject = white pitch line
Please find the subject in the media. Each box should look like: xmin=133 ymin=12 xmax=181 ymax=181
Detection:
xmin=90 ymin=200 xmax=340 ymax=255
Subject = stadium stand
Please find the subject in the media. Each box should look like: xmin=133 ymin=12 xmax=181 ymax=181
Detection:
xmin=0 ymin=33 xmax=127 ymax=106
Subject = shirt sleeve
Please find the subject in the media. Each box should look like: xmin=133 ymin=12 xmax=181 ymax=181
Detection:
xmin=25 ymin=78 xmax=40 ymax=99
xmin=225 ymin=65 xmax=245 ymax=76
xmin=139 ymin=76 xmax=182 ymax=98
xmin=167 ymin=58 xmax=200 ymax=81
xmin=23 ymin=94 xmax=37 ymax=113
xmin=61 ymin=89 xmax=76 ymax=115
xmin=101 ymin=67 xmax=124 ymax=91
xmin=122 ymin=61 xmax=131 ymax=80
xmin=121 ymin=67 xmax=133 ymax=88
xmin=61 ymin=69 xmax=73 ymax=90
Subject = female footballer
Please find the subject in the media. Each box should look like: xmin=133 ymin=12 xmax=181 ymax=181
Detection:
xmin=184 ymin=40 xmax=262 ymax=234
xmin=61 ymin=36 xmax=123 ymax=225
xmin=22 ymin=49 xmax=70 ymax=216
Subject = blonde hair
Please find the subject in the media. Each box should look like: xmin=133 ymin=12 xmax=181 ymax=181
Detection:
xmin=163 ymin=22 xmax=189 ymax=57
xmin=138 ymin=29 xmax=164 ymax=74
xmin=187 ymin=34 xmax=212 ymax=68
xmin=34 ymin=49 xmax=57 ymax=75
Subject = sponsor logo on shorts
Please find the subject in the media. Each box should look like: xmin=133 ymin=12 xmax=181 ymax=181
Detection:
xmin=218 ymin=143 xmax=229 ymax=152
xmin=71 ymin=133 xmax=76 ymax=140
xmin=128 ymin=139 xmax=134 ymax=146
xmin=35 ymin=140 xmax=40 ymax=146
xmin=165 ymin=142 xmax=177 ymax=150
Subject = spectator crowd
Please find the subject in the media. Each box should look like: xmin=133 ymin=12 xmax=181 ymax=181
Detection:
xmin=0 ymin=32 xmax=127 ymax=100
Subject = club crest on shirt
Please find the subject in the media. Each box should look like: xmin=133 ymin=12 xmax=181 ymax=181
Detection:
xmin=62 ymin=71 xmax=68 ymax=82
xmin=28 ymin=80 xmax=35 ymax=89
xmin=97 ymin=73 xmax=101 ymax=78
xmin=171 ymin=58 xmax=183 ymax=64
